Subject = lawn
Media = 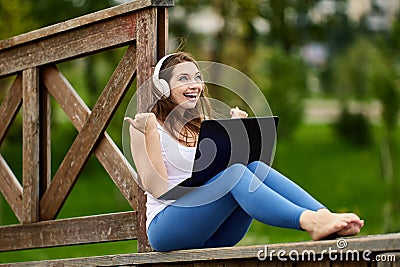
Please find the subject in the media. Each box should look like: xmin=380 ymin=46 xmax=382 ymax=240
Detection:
xmin=0 ymin=123 xmax=394 ymax=263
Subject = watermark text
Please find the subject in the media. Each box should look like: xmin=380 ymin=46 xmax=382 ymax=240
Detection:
xmin=257 ymin=239 xmax=397 ymax=262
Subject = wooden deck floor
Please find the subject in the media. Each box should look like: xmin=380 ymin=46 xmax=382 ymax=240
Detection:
xmin=1 ymin=233 xmax=399 ymax=267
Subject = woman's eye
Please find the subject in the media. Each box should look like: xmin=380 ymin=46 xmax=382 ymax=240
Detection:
xmin=179 ymin=76 xmax=188 ymax=81
xmin=195 ymin=75 xmax=202 ymax=81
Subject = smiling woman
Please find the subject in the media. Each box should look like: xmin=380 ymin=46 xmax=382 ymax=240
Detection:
xmin=124 ymin=52 xmax=364 ymax=252
xmin=169 ymin=62 xmax=203 ymax=109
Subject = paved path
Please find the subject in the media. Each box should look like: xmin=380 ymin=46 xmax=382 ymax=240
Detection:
xmin=303 ymin=99 xmax=382 ymax=124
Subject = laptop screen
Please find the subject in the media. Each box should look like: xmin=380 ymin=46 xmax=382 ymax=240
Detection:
xmin=181 ymin=116 xmax=278 ymax=187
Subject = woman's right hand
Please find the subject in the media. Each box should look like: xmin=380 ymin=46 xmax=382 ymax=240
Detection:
xmin=124 ymin=113 xmax=157 ymax=134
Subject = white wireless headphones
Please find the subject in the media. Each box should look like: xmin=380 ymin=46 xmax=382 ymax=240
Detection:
xmin=152 ymin=54 xmax=175 ymax=98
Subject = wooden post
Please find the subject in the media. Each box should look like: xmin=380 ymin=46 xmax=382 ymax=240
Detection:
xmin=136 ymin=7 xmax=157 ymax=253
xmin=22 ymin=67 xmax=40 ymax=223
xmin=157 ymin=6 xmax=169 ymax=58
xmin=0 ymin=0 xmax=174 ymax=253
xmin=39 ymin=81 xmax=51 ymax=197
xmin=135 ymin=5 xmax=169 ymax=252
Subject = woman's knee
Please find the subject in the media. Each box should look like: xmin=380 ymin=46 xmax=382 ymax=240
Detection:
xmin=226 ymin=163 xmax=249 ymax=174
xmin=247 ymin=161 xmax=270 ymax=172
xmin=247 ymin=161 xmax=273 ymax=181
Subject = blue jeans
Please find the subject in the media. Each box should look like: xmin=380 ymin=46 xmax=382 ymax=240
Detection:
xmin=147 ymin=161 xmax=324 ymax=251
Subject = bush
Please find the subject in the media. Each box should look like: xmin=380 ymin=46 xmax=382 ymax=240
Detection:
xmin=334 ymin=108 xmax=372 ymax=146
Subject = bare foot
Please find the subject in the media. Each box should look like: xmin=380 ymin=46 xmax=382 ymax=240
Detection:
xmin=300 ymin=209 xmax=363 ymax=240
xmin=337 ymin=219 xmax=364 ymax=237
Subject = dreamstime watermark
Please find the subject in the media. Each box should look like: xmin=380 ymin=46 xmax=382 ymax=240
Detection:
xmin=256 ymin=239 xmax=397 ymax=262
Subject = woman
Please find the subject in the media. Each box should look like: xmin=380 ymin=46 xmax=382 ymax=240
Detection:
xmin=124 ymin=52 xmax=364 ymax=252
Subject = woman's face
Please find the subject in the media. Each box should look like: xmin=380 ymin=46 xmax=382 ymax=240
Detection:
xmin=169 ymin=61 xmax=203 ymax=110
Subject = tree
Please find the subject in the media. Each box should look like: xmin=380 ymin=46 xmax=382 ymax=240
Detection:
xmin=331 ymin=35 xmax=400 ymax=232
xmin=0 ymin=0 xmax=37 ymax=39
xmin=251 ymin=46 xmax=308 ymax=138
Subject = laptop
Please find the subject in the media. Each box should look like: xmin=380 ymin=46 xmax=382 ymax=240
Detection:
xmin=158 ymin=116 xmax=279 ymax=200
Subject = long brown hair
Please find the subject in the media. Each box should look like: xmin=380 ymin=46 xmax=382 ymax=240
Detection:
xmin=150 ymin=52 xmax=212 ymax=146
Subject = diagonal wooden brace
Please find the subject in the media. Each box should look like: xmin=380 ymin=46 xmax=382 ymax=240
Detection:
xmin=41 ymin=64 xmax=139 ymax=211
xmin=40 ymin=44 xmax=137 ymax=220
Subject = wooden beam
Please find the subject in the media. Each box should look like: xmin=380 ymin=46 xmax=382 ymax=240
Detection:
xmin=40 ymin=65 xmax=139 ymax=211
xmin=0 ymin=211 xmax=137 ymax=252
xmin=95 ymin=134 xmax=139 ymax=211
xmin=1 ymin=234 xmax=399 ymax=266
xmin=157 ymin=6 xmax=169 ymax=58
xmin=0 ymin=0 xmax=173 ymax=50
xmin=39 ymin=44 xmax=137 ymax=220
xmin=0 ymin=155 xmax=23 ymax=222
xmin=22 ymin=67 xmax=40 ymax=223
xmin=0 ymin=13 xmax=137 ymax=77
xmin=0 ymin=75 xmax=22 ymax=144
xmin=39 ymin=83 xmax=51 ymax=197
xmin=0 ymin=75 xmax=24 ymax=223
xmin=135 ymin=7 xmax=158 ymax=253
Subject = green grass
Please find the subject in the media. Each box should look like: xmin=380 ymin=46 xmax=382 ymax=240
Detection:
xmin=0 ymin=123 xmax=396 ymax=263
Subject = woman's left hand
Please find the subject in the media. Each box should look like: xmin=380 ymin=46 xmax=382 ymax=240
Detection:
xmin=230 ymin=106 xmax=248 ymax=119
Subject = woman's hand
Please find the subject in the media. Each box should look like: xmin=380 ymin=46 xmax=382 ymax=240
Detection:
xmin=230 ymin=106 xmax=248 ymax=119
xmin=124 ymin=112 xmax=168 ymax=197
xmin=124 ymin=113 xmax=157 ymax=134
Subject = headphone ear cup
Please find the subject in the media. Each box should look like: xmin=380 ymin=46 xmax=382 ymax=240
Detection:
xmin=159 ymin=79 xmax=170 ymax=97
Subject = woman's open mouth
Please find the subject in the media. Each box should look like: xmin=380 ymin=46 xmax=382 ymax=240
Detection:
xmin=183 ymin=93 xmax=198 ymax=100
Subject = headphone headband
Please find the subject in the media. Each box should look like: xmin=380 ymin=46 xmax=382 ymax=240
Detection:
xmin=152 ymin=54 xmax=175 ymax=98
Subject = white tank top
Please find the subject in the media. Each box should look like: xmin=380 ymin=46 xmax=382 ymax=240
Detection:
xmin=145 ymin=122 xmax=196 ymax=230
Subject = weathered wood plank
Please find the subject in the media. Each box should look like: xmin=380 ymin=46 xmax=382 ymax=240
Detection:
xmin=39 ymin=84 xmax=51 ymax=197
xmin=22 ymin=67 xmax=40 ymax=223
xmin=0 ymin=13 xmax=137 ymax=77
xmin=0 ymin=74 xmax=22 ymax=143
xmin=2 ymin=234 xmax=400 ymax=267
xmin=331 ymin=261 xmax=368 ymax=266
xmin=194 ymin=261 xmax=224 ymax=267
xmin=0 ymin=211 xmax=137 ymax=251
xmin=375 ymin=252 xmax=400 ymax=266
xmin=96 ymin=134 xmax=139 ymax=210
xmin=0 ymin=75 xmax=24 ymax=222
xmin=224 ymin=259 xmax=260 ymax=267
xmin=258 ymin=260 xmax=285 ymax=267
xmin=135 ymin=7 xmax=158 ymax=253
xmin=0 ymin=0 xmax=173 ymax=50
xmin=296 ymin=259 xmax=330 ymax=266
xmin=157 ymin=7 xmax=169 ymax=58
xmin=0 ymin=154 xmax=23 ymax=222
xmin=39 ymin=44 xmax=137 ymax=220
xmin=40 ymin=65 xmax=90 ymax=129
xmin=41 ymin=65 xmax=139 ymax=211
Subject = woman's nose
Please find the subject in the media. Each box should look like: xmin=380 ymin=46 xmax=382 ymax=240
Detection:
xmin=188 ymin=80 xmax=201 ymax=88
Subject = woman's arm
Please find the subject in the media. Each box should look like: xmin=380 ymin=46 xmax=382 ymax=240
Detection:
xmin=125 ymin=113 xmax=169 ymax=198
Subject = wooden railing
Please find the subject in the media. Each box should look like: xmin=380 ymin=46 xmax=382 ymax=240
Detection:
xmin=0 ymin=0 xmax=173 ymax=253
xmin=1 ymin=1 xmax=400 ymax=266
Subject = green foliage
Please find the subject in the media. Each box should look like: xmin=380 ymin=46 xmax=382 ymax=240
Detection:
xmin=334 ymin=108 xmax=372 ymax=146
xmin=330 ymin=34 xmax=400 ymax=156
xmin=367 ymin=52 xmax=400 ymax=132
xmin=252 ymin=46 xmax=308 ymax=138
xmin=331 ymin=37 xmax=377 ymax=100
xmin=331 ymin=36 xmax=400 ymax=131
xmin=0 ymin=0 xmax=38 ymax=39
xmin=27 ymin=0 xmax=114 ymax=28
